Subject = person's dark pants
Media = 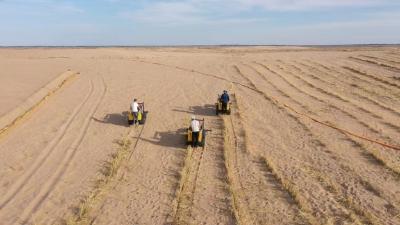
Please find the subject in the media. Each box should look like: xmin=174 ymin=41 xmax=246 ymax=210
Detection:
xmin=222 ymin=102 xmax=228 ymax=111
xmin=192 ymin=131 xmax=199 ymax=147
xmin=133 ymin=112 xmax=138 ymax=124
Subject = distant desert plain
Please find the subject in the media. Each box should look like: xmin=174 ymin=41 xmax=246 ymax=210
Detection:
xmin=0 ymin=46 xmax=400 ymax=225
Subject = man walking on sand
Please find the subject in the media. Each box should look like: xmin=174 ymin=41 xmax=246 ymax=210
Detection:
xmin=131 ymin=98 xmax=140 ymax=124
xmin=220 ymin=90 xmax=230 ymax=111
xmin=191 ymin=115 xmax=200 ymax=147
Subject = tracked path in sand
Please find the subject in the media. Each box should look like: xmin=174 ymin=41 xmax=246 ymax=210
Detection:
xmin=0 ymin=75 xmax=107 ymax=224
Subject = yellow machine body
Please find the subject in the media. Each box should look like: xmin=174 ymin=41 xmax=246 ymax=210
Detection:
xmin=127 ymin=102 xmax=145 ymax=125
xmin=187 ymin=128 xmax=203 ymax=143
xmin=128 ymin=111 xmax=142 ymax=121
xmin=128 ymin=112 xmax=134 ymax=121
xmin=216 ymin=100 xmax=231 ymax=115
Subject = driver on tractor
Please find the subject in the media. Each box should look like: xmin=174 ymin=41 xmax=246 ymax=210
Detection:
xmin=220 ymin=90 xmax=230 ymax=111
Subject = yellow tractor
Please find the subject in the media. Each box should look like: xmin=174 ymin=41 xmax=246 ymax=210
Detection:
xmin=216 ymin=94 xmax=231 ymax=115
xmin=187 ymin=118 xmax=206 ymax=147
xmin=128 ymin=102 xmax=146 ymax=125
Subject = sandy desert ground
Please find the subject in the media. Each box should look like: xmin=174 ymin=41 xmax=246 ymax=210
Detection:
xmin=0 ymin=46 xmax=400 ymax=225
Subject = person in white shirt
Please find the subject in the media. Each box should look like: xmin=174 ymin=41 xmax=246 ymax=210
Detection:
xmin=191 ymin=115 xmax=201 ymax=147
xmin=131 ymin=99 xmax=140 ymax=124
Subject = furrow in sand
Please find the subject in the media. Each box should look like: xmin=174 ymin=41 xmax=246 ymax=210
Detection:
xmin=287 ymin=60 xmax=400 ymax=143
xmin=249 ymin=62 xmax=383 ymax=137
xmin=239 ymin=62 xmax=312 ymax=115
xmin=349 ymin=56 xmax=400 ymax=73
xmin=232 ymin=65 xmax=400 ymax=225
xmin=272 ymin=62 xmax=384 ymax=120
xmin=222 ymin=93 xmax=310 ymax=225
xmin=0 ymin=79 xmax=94 ymax=214
xmin=270 ymin=62 xmax=400 ymax=139
xmin=358 ymin=55 xmax=400 ymax=66
xmin=303 ymin=60 xmax=400 ymax=101
xmin=286 ymin=61 xmax=400 ymax=122
xmin=251 ymin=62 xmax=400 ymax=175
xmin=382 ymin=54 xmax=400 ymax=63
xmin=341 ymin=65 xmax=400 ymax=92
xmin=17 ymin=76 xmax=107 ymax=225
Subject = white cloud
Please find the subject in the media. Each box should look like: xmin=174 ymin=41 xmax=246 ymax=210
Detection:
xmin=235 ymin=0 xmax=392 ymax=11
xmin=0 ymin=0 xmax=84 ymax=14
xmin=120 ymin=0 xmax=399 ymax=25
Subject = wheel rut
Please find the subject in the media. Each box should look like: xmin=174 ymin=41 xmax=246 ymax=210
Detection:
xmin=16 ymin=76 xmax=108 ymax=224
xmin=0 ymin=78 xmax=94 ymax=213
xmin=0 ymin=76 xmax=107 ymax=224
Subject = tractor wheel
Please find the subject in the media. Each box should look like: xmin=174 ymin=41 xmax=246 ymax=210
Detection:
xmin=199 ymin=129 xmax=206 ymax=147
xmin=139 ymin=112 xmax=147 ymax=125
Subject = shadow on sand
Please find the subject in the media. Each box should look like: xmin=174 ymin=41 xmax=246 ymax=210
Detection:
xmin=172 ymin=104 xmax=215 ymax=117
xmin=140 ymin=128 xmax=188 ymax=149
xmin=92 ymin=111 xmax=130 ymax=127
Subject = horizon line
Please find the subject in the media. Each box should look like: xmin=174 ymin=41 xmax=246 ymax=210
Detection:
xmin=1 ymin=43 xmax=399 ymax=49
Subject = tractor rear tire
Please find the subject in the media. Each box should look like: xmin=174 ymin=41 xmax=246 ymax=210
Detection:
xmin=199 ymin=129 xmax=206 ymax=147
xmin=139 ymin=112 xmax=147 ymax=125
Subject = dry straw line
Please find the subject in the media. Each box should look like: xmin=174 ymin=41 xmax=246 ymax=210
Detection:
xmin=171 ymin=146 xmax=194 ymax=225
xmin=172 ymin=142 xmax=207 ymax=225
xmin=221 ymin=95 xmax=254 ymax=225
xmin=64 ymin=126 xmax=142 ymax=225
xmin=222 ymin=123 xmax=253 ymax=225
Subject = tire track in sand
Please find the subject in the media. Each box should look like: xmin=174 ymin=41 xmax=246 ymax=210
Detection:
xmin=16 ymin=76 xmax=107 ymax=225
xmin=172 ymin=145 xmax=206 ymax=225
xmin=0 ymin=78 xmax=94 ymax=212
xmin=0 ymin=71 xmax=77 ymax=139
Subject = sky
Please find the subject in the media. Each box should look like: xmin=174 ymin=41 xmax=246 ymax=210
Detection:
xmin=0 ymin=0 xmax=400 ymax=46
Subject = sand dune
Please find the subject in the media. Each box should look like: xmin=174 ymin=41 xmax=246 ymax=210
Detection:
xmin=0 ymin=46 xmax=399 ymax=225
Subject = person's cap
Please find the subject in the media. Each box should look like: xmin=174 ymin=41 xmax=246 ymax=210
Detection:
xmin=191 ymin=115 xmax=196 ymax=120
